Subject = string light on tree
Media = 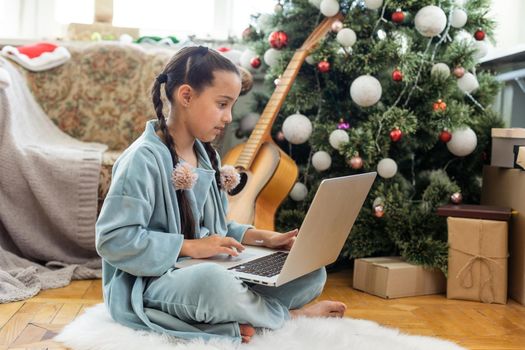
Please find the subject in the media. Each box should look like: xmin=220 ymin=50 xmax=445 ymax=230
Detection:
xmin=391 ymin=68 xmax=403 ymax=82
xmin=350 ymin=75 xmax=382 ymax=107
xmin=282 ymin=112 xmax=313 ymax=144
xmin=450 ymin=8 xmax=468 ymax=28
xmin=439 ymin=129 xmax=452 ymax=143
xmin=317 ymin=60 xmax=330 ymax=73
xmin=312 ymin=151 xmax=332 ymax=171
xmin=329 ymin=129 xmax=349 ymax=150
xmin=320 ymin=0 xmax=339 ymax=17
xmin=269 ymin=31 xmax=288 ymax=49
xmin=389 ymin=127 xmax=403 ymax=142
xmin=290 ymin=182 xmax=308 ymax=201
xmin=391 ymin=9 xmax=405 ymax=23
xmin=446 ymin=127 xmax=478 ymax=157
xmin=377 ymin=158 xmax=398 ymax=178
xmin=336 ymin=28 xmax=357 ymax=47
xmin=364 ymin=0 xmax=383 ymax=10
xmin=414 ymin=5 xmax=447 ymax=37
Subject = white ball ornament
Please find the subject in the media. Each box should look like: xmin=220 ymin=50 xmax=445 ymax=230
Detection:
xmin=377 ymin=158 xmax=398 ymax=179
xmin=240 ymin=49 xmax=257 ymax=70
xmin=431 ymin=63 xmax=451 ymax=79
xmin=329 ymin=129 xmax=349 ymax=150
xmin=364 ymin=0 xmax=383 ymax=10
xmin=290 ymin=182 xmax=308 ymax=201
xmin=312 ymin=151 xmax=332 ymax=171
xmin=0 ymin=67 xmax=11 ymax=89
xmin=473 ymin=40 xmax=488 ymax=60
xmin=240 ymin=113 xmax=259 ymax=132
xmin=305 ymin=55 xmax=316 ymax=65
xmin=282 ymin=113 xmax=313 ymax=145
xmin=350 ymin=75 xmax=382 ymax=107
xmin=414 ymin=5 xmax=447 ymax=37
xmin=257 ymin=14 xmax=274 ymax=32
xmin=263 ymin=48 xmax=282 ymax=67
xmin=447 ymin=127 xmax=477 ymax=157
xmin=336 ymin=28 xmax=357 ymax=47
xmin=320 ymin=0 xmax=340 ymax=17
xmin=457 ymin=72 xmax=479 ymax=93
xmin=450 ymin=9 xmax=468 ymax=28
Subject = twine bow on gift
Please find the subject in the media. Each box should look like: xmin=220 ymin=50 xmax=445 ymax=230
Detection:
xmin=452 ymin=249 xmax=507 ymax=303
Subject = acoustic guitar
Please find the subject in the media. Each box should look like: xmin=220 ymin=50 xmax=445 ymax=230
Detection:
xmin=223 ymin=14 xmax=343 ymax=231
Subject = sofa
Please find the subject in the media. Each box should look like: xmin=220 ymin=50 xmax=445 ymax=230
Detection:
xmin=11 ymin=42 xmax=252 ymax=214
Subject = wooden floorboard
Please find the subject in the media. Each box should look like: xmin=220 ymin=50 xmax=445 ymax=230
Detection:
xmin=1 ymin=268 xmax=524 ymax=350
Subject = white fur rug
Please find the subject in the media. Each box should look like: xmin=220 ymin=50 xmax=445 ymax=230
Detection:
xmin=55 ymin=304 xmax=466 ymax=350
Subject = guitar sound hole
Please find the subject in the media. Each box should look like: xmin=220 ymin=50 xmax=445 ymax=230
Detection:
xmin=228 ymin=171 xmax=248 ymax=196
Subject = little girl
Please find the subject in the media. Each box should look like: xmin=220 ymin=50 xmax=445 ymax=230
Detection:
xmin=96 ymin=46 xmax=346 ymax=344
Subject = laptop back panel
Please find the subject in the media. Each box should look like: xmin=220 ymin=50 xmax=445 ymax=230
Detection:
xmin=275 ymin=172 xmax=376 ymax=286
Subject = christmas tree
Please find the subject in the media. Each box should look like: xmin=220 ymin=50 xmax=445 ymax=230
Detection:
xmin=237 ymin=0 xmax=503 ymax=273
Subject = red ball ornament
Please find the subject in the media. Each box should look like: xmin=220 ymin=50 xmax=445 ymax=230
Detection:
xmin=348 ymin=155 xmax=363 ymax=170
xmin=250 ymin=56 xmax=262 ymax=69
xmin=392 ymin=69 xmax=403 ymax=82
xmin=433 ymin=99 xmax=447 ymax=112
xmin=374 ymin=205 xmax=385 ymax=218
xmin=216 ymin=47 xmax=230 ymax=53
xmin=391 ymin=9 xmax=405 ymax=23
xmin=317 ymin=60 xmax=330 ymax=73
xmin=474 ymin=29 xmax=486 ymax=41
xmin=453 ymin=66 xmax=465 ymax=78
xmin=389 ymin=127 xmax=403 ymax=142
xmin=439 ymin=129 xmax=452 ymax=143
xmin=269 ymin=31 xmax=288 ymax=50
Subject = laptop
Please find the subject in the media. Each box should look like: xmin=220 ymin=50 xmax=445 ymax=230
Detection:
xmin=175 ymin=172 xmax=376 ymax=287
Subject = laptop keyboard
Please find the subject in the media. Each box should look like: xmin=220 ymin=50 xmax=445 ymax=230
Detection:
xmin=228 ymin=251 xmax=288 ymax=277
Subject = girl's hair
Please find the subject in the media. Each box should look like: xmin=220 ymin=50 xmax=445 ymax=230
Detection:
xmin=151 ymin=46 xmax=240 ymax=240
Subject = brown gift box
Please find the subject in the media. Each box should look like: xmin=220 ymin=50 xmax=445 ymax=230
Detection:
xmin=491 ymin=128 xmax=525 ymax=168
xmin=482 ymin=165 xmax=525 ymax=304
xmin=353 ymin=257 xmax=446 ymax=299
xmin=447 ymin=217 xmax=508 ymax=304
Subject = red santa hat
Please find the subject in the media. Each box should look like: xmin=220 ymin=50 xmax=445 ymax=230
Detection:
xmin=1 ymin=42 xmax=71 ymax=72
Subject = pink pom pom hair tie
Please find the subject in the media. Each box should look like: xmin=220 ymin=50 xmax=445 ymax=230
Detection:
xmin=219 ymin=165 xmax=240 ymax=192
xmin=172 ymin=162 xmax=198 ymax=190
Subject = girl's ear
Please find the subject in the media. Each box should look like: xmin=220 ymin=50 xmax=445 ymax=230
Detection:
xmin=176 ymin=84 xmax=193 ymax=107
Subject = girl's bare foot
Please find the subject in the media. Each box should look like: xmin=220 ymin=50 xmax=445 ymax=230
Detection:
xmin=289 ymin=300 xmax=347 ymax=319
xmin=240 ymin=324 xmax=255 ymax=343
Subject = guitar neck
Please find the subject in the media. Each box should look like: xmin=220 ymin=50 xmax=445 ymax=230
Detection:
xmin=234 ymin=50 xmax=308 ymax=170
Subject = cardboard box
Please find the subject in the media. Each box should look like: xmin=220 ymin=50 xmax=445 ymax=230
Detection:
xmin=482 ymin=165 xmax=525 ymax=304
xmin=491 ymin=128 xmax=525 ymax=168
xmin=352 ymin=257 xmax=446 ymax=299
xmin=447 ymin=217 xmax=508 ymax=304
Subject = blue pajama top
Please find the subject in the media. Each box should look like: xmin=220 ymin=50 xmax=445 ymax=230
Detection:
xmin=95 ymin=119 xmax=253 ymax=342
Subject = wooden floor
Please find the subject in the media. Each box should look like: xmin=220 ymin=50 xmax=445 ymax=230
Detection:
xmin=1 ymin=268 xmax=525 ymax=350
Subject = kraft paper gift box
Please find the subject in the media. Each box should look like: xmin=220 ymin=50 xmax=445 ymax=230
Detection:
xmin=491 ymin=128 xmax=525 ymax=168
xmin=353 ymin=257 xmax=446 ymax=299
xmin=447 ymin=217 xmax=508 ymax=304
xmin=482 ymin=165 xmax=525 ymax=304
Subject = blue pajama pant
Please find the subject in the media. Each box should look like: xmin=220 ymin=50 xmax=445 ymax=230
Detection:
xmin=142 ymin=263 xmax=327 ymax=331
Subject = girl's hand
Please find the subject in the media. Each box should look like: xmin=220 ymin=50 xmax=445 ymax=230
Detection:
xmin=265 ymin=229 xmax=298 ymax=251
xmin=181 ymin=235 xmax=245 ymax=259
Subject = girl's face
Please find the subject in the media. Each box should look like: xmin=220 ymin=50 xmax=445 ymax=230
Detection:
xmin=181 ymin=70 xmax=242 ymax=143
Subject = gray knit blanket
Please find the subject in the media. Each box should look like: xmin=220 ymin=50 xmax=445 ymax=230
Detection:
xmin=0 ymin=58 xmax=106 ymax=302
